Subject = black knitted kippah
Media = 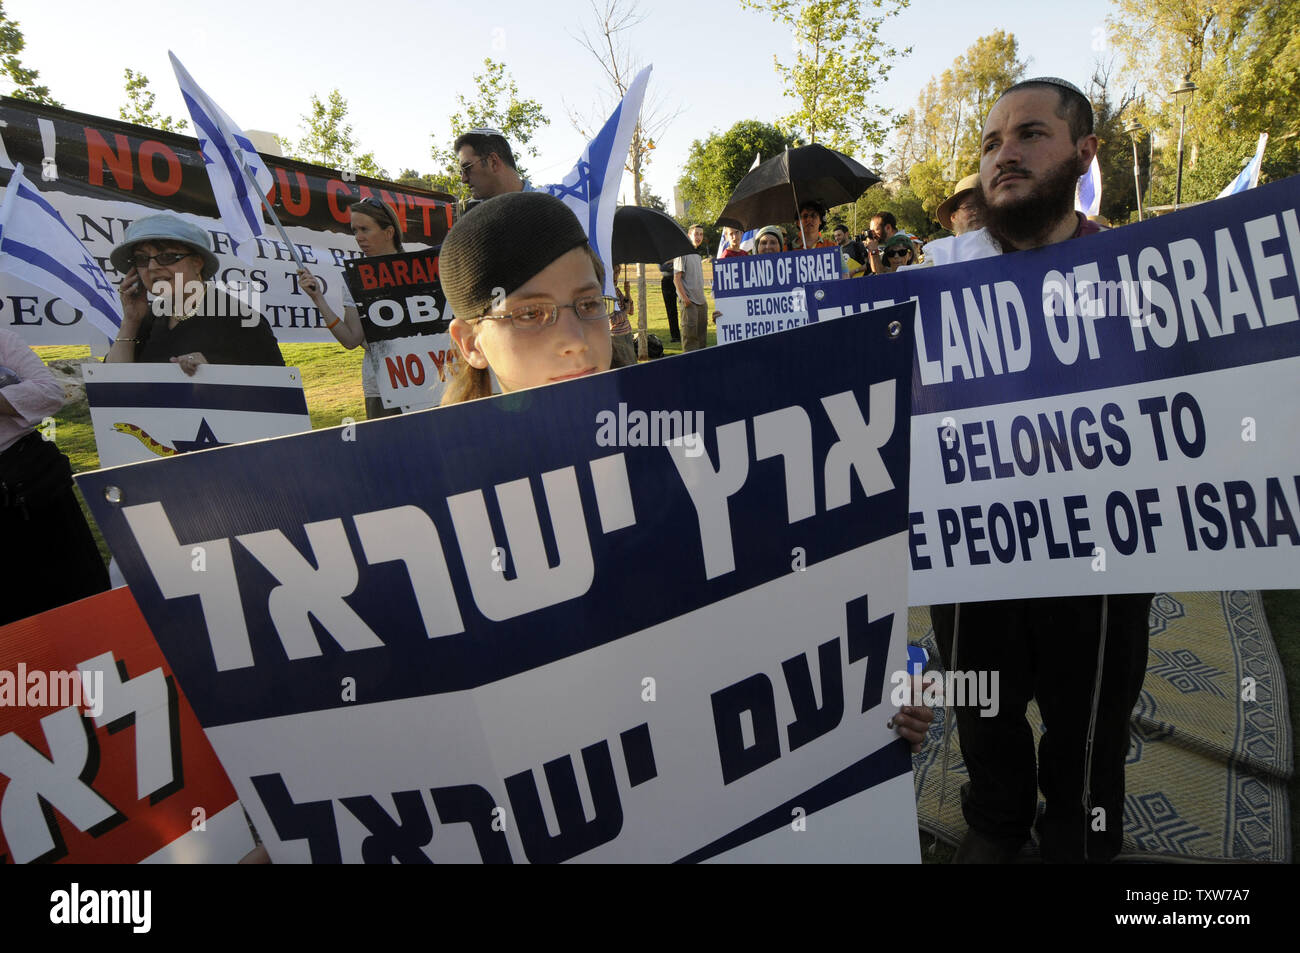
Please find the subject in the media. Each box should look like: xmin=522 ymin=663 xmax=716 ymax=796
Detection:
xmin=441 ymin=191 xmax=590 ymax=319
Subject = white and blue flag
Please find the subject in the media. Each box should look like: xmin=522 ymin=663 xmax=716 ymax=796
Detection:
xmin=1075 ymin=154 xmax=1102 ymax=217
xmin=1218 ymin=134 xmax=1268 ymax=199
xmin=541 ymin=67 xmax=651 ymax=296
xmin=0 ymin=164 xmax=122 ymax=337
xmin=169 ymin=52 xmax=274 ymax=263
xmin=719 ymin=153 xmax=761 ymax=256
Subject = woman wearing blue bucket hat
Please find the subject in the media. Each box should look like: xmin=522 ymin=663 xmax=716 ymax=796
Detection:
xmin=105 ymin=213 xmax=283 ymax=375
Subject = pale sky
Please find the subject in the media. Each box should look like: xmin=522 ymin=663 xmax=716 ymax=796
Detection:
xmin=10 ymin=0 xmax=1118 ymax=203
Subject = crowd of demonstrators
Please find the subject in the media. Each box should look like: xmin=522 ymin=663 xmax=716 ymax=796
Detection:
xmin=834 ymin=225 xmax=868 ymax=276
xmin=454 ymin=127 xmax=528 ymax=207
xmin=794 ymin=200 xmax=835 ymax=250
xmin=752 ymin=225 xmax=786 ymax=254
xmin=879 ymin=233 xmax=917 ymax=271
xmin=106 ymin=215 xmax=284 ymax=374
xmin=718 ymin=226 xmax=749 ymax=258
xmin=926 ymin=77 xmax=1150 ymax=865
xmin=910 ymin=173 xmax=984 ymax=269
xmin=674 ymin=225 xmax=711 ymax=352
xmin=861 ymin=211 xmax=915 ymax=275
xmin=298 ymin=197 xmax=405 ymax=419
xmin=14 ymin=75 xmax=1159 ymax=863
xmin=658 ymin=257 xmax=682 ymax=344
xmin=609 ymin=266 xmax=638 ymax=368
xmin=1 ymin=329 xmax=109 ymax=625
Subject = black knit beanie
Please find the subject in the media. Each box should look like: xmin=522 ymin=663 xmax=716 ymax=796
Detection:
xmin=441 ymin=191 xmax=590 ymax=319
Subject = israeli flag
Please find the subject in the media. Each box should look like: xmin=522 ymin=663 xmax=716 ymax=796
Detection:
xmin=0 ymin=164 xmax=122 ymax=337
xmin=541 ymin=67 xmax=651 ymax=296
xmin=1075 ymin=155 xmax=1101 ymax=217
xmin=1218 ymin=134 xmax=1268 ymax=199
xmin=169 ymin=52 xmax=274 ymax=263
xmin=717 ymin=153 xmax=762 ymax=257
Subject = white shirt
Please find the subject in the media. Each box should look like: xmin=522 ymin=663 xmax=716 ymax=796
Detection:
xmin=0 ymin=328 xmax=66 ymax=454
xmin=904 ymin=228 xmax=1000 ymax=270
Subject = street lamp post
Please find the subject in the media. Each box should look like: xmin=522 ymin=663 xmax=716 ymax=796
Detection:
xmin=1124 ymin=118 xmax=1145 ymax=221
xmin=1171 ymin=75 xmax=1197 ymax=210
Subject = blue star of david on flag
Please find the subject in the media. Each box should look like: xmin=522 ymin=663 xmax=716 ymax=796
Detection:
xmin=545 ymin=161 xmax=593 ymax=203
xmin=0 ymin=164 xmax=122 ymax=337
xmin=536 ymin=67 xmax=651 ymax=298
xmin=81 ymin=253 xmax=113 ymax=295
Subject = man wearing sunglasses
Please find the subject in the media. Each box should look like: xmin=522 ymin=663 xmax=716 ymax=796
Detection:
xmin=454 ymin=128 xmax=528 ymax=204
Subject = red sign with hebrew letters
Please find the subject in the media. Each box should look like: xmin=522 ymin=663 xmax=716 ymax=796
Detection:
xmin=0 ymin=587 xmax=251 ymax=863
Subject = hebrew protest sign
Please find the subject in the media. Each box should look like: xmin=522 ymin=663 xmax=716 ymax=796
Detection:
xmin=83 ymin=363 xmax=311 ymax=467
xmin=343 ymin=249 xmax=454 ymax=410
xmin=0 ymin=98 xmax=454 ymax=345
xmin=712 ymin=247 xmax=842 ymax=344
xmin=806 ymin=175 xmax=1300 ymax=604
xmin=77 ymin=305 xmax=920 ymax=863
xmin=0 ymin=587 xmax=253 ymax=863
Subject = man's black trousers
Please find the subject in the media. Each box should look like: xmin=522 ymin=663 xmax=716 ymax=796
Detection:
xmin=930 ymin=593 xmax=1152 ymax=862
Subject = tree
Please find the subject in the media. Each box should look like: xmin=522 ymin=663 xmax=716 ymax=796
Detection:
xmin=434 ymin=59 xmax=549 ymax=201
xmin=892 ymin=32 xmax=1027 ymax=193
xmin=282 ymin=90 xmax=385 ymax=178
xmin=738 ymin=0 xmax=909 ymax=164
xmin=571 ymin=0 xmax=680 ymax=358
xmin=119 ymin=69 xmax=187 ymax=133
xmin=1107 ymin=0 xmax=1299 ymax=204
xmin=675 ymin=120 xmax=797 ymax=227
xmin=852 ymin=183 xmax=934 ymax=239
xmin=639 ymin=187 xmax=667 ymax=212
xmin=0 ymin=1 xmax=58 ymax=106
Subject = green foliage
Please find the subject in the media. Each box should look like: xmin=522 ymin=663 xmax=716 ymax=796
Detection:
xmin=394 ymin=168 xmax=459 ymax=195
xmin=284 ymin=90 xmax=385 ymax=178
xmin=852 ymin=183 xmax=935 ymax=238
xmin=119 ymin=69 xmax=187 ymax=133
xmin=676 ymin=119 xmax=796 ymax=227
xmin=906 ymin=157 xmax=950 ymax=218
xmin=893 ymin=31 xmax=1026 ymax=202
xmin=1108 ymin=0 xmax=1300 ymax=206
xmin=434 ymin=58 xmax=549 ymax=201
xmin=739 ymin=0 xmax=909 ymax=163
xmin=0 ymin=1 xmax=58 ymax=106
xmin=639 ymin=187 xmax=667 ymax=213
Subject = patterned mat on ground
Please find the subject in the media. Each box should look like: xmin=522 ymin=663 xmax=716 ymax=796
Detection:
xmin=909 ymin=591 xmax=1293 ymax=863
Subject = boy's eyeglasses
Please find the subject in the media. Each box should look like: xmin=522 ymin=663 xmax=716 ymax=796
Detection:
xmin=476 ymin=295 xmax=617 ymax=331
xmin=131 ymin=251 xmax=195 ymax=269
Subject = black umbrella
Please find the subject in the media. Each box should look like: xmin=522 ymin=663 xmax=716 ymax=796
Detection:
xmin=611 ymin=205 xmax=697 ymax=265
xmin=715 ymin=144 xmax=881 ymax=231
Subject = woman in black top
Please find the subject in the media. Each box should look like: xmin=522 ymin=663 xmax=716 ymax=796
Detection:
xmin=106 ymin=214 xmax=283 ymax=374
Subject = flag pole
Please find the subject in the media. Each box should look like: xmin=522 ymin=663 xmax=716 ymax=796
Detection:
xmin=237 ymin=161 xmax=305 ymax=271
xmin=786 ymin=147 xmax=803 ymax=250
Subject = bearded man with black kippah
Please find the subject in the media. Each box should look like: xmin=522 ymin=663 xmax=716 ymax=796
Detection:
xmin=927 ymin=77 xmax=1153 ymax=864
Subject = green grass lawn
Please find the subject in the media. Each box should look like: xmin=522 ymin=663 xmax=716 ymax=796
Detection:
xmin=30 ymin=270 xmax=1300 ymax=862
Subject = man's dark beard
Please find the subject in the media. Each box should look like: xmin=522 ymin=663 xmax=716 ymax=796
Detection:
xmin=974 ymin=155 xmax=1081 ymax=249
